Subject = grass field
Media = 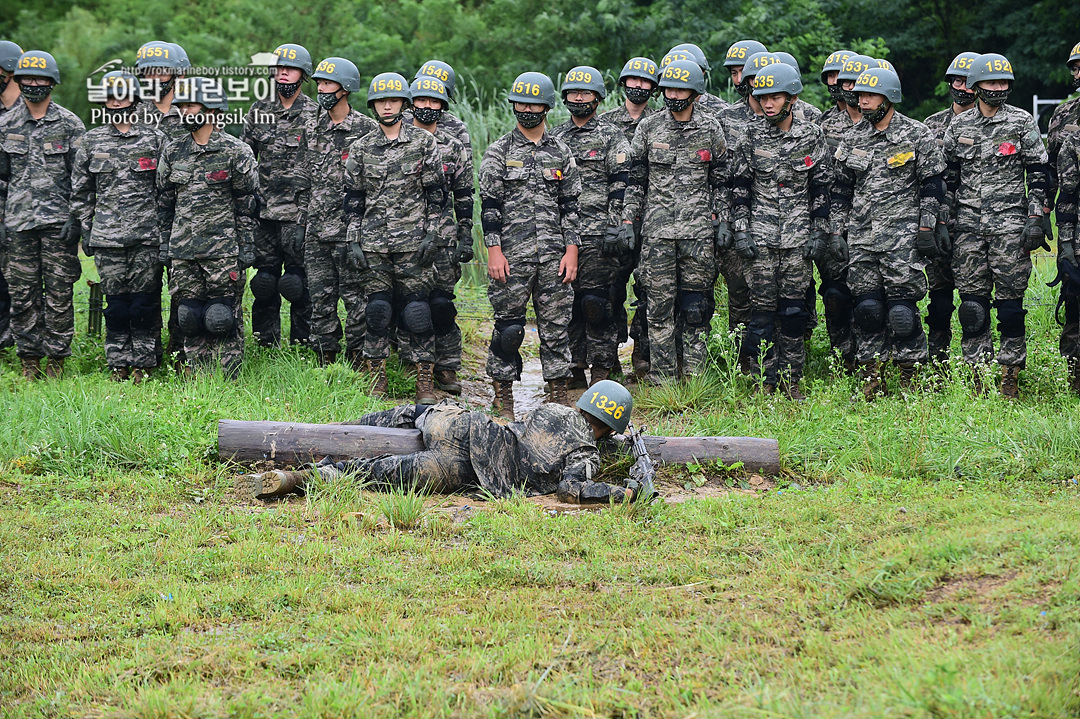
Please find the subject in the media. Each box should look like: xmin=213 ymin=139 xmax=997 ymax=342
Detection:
xmin=1 ymin=256 xmax=1078 ymax=717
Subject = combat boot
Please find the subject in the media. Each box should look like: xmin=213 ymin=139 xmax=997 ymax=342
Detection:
xmin=548 ymin=377 xmax=571 ymax=406
xmin=631 ymin=343 xmax=649 ymax=378
xmin=130 ymin=368 xmax=146 ymax=385
xmin=415 ymin=362 xmax=437 ymax=405
xmin=44 ymin=357 xmax=64 ymax=379
xmin=111 ymin=367 xmax=130 ymax=382
xmin=318 ymin=349 xmax=338 ymax=367
xmin=781 ymin=380 xmax=806 ymax=402
xmin=369 ymin=359 xmax=389 ymax=398
xmin=897 ymin=362 xmax=918 ymax=391
xmin=590 ymin=365 xmax=611 ymax=386
xmin=434 ymin=368 xmax=462 ymax=395
xmin=1069 ymin=358 xmax=1080 ymax=397
xmin=245 ymin=470 xmax=305 ymax=500
xmin=21 ymin=356 xmax=42 ymax=381
xmin=858 ymin=361 xmax=887 ymax=401
xmin=569 ymin=367 xmax=588 ymax=389
xmin=1001 ymin=365 xmax=1021 ymax=399
xmin=492 ymin=379 xmax=515 ymax=420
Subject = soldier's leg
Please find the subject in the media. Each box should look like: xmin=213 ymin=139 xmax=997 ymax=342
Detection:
xmin=640 ymin=238 xmax=677 ymax=380
xmin=394 ymin=250 xmax=436 ymax=366
xmin=305 ymin=238 xmax=345 ymax=360
xmin=431 ymin=247 xmax=463 ymax=372
xmin=202 ymin=258 xmax=245 ymax=379
xmin=1060 ymin=291 xmax=1080 ymax=385
xmin=746 ymin=246 xmax=780 ymax=385
xmin=0 ymin=258 xmax=12 ymax=348
xmin=924 ymin=256 xmax=955 ymax=363
xmin=629 ymin=270 xmax=650 ymax=373
xmin=675 ymin=237 xmax=716 ymax=376
xmin=250 ymin=218 xmax=283 ymax=346
xmin=577 ymin=242 xmax=619 ymax=373
xmin=362 ymin=253 xmax=396 ymax=362
xmin=776 ymin=249 xmax=813 ymax=387
xmin=40 ymin=227 xmax=81 ymax=359
xmin=95 ymin=249 xmax=134 ymax=371
xmin=612 ymin=250 xmax=634 ymax=346
xmin=952 ymin=232 xmax=994 ymax=365
xmin=162 ymin=264 xmax=184 ymax=363
xmin=533 ymin=256 xmax=574 ymax=383
xmin=485 ymin=261 xmax=533 ymax=382
xmin=882 ymin=244 xmax=929 ymax=366
xmin=817 ymin=254 xmax=855 ymax=367
xmin=6 ymin=230 xmax=46 ymax=359
xmin=989 ymin=234 xmax=1032 ymax=369
xmin=170 ymin=260 xmax=212 ymax=369
xmin=568 ymin=257 xmax=588 ymax=374
xmin=848 ymin=249 xmax=888 ymax=363
xmin=128 ymin=245 xmax=163 ymax=370
xmin=280 ymin=222 xmax=312 ymax=345
xmin=718 ymin=245 xmax=750 ymax=344
xmin=339 ymin=244 xmax=367 ymax=366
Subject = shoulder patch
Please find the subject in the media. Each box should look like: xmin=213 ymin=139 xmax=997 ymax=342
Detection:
xmin=651 ymin=142 xmax=670 ymax=150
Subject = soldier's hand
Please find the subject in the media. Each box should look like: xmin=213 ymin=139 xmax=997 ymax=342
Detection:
xmin=417 ymin=231 xmax=437 ymax=268
xmin=1059 ymin=239 xmax=1079 ymax=269
xmin=0 ymin=224 xmax=6 ymax=249
xmin=239 ymin=243 xmax=256 ymax=269
xmin=487 ymin=245 xmax=509 ymax=283
xmin=455 ymin=234 xmax=474 ymax=264
xmin=601 ymin=226 xmax=623 ymax=256
xmin=916 ymin=227 xmax=939 ymax=258
xmin=347 ymin=242 xmax=368 ymax=270
xmin=733 ymin=231 xmax=757 ymax=260
xmin=1021 ymin=215 xmax=1049 ymax=254
xmin=60 ymin=217 xmax=80 ymax=244
xmin=617 ymin=223 xmax=637 ymax=253
xmin=828 ymin=232 xmax=849 ymax=263
xmin=157 ymin=244 xmax=169 ymax=265
xmin=804 ymin=229 xmax=827 ymax=263
xmin=1042 ymin=212 xmax=1055 ymax=243
xmin=285 ymin=223 xmax=306 ymax=256
xmin=714 ymin=219 xmax=733 ymax=252
xmin=81 ymin=236 xmax=95 ymax=258
xmin=560 ymin=245 xmax=579 ymax=284
xmin=935 ymin=222 xmax=952 ymax=256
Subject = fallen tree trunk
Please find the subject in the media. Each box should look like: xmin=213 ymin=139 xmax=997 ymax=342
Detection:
xmin=218 ymin=420 xmax=781 ymax=475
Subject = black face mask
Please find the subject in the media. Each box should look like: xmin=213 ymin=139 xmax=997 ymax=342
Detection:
xmin=514 ymin=108 xmax=546 ymax=129
xmin=950 ymin=86 xmax=976 ymax=106
xmin=104 ymin=105 xmax=134 ymax=123
xmin=861 ymin=100 xmax=891 ymax=125
xmin=181 ymin=113 xmax=209 ymax=132
xmin=152 ymin=77 xmax=175 ymax=98
xmin=1071 ymin=75 xmax=1080 ymax=91
xmin=624 ymin=86 xmax=652 ymax=105
xmin=841 ymin=86 xmax=859 ymax=107
xmin=20 ymin=83 xmax=52 ymax=103
xmin=565 ymin=100 xmax=597 ymax=118
xmin=663 ymin=95 xmax=693 ymax=114
xmin=978 ymin=87 xmax=1010 ymax=107
xmin=277 ymin=80 xmax=301 ymax=99
xmin=735 ymin=80 xmax=752 ymax=99
xmin=827 ymin=82 xmax=844 ymax=103
xmin=0 ymin=73 xmax=9 ymax=95
xmin=764 ymin=99 xmax=792 ymax=125
xmin=317 ymin=91 xmax=343 ymax=112
xmin=412 ymin=106 xmax=443 ymax=125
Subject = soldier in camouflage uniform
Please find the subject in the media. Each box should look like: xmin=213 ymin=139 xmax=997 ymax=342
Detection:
xmin=342 ymin=71 xmax=446 ymax=404
xmin=248 ymin=380 xmax=643 ymax=505
xmin=943 ymin=54 xmax=1052 ymax=398
xmin=551 ymin=66 xmax=631 ymax=388
xmin=817 ymin=50 xmax=860 ymax=153
xmin=303 ymin=57 xmax=378 ymax=368
xmin=1054 ymin=130 xmax=1080 ymax=392
xmin=0 ymin=40 xmax=24 ymax=350
xmin=156 ymin=77 xmax=259 ymax=378
xmin=71 ymin=72 xmax=166 ymax=382
xmin=731 ymin=64 xmax=831 ymax=399
xmin=621 ymin=60 xmax=728 ymax=384
xmin=833 ymin=68 xmax=947 ymax=399
xmin=410 ymin=74 xmax=474 ymax=395
xmin=406 ymin=61 xmax=472 ymax=157
xmin=921 ymin=52 xmax=980 ymax=365
xmin=480 ymin=72 xmax=582 ymax=419
xmin=0 ymin=50 xmax=86 ymax=379
xmin=774 ymin=52 xmax=822 ymax=123
xmin=1047 ymin=43 xmax=1080 ymax=217
xmin=600 ymin=56 xmax=659 ymax=378
xmin=242 ymin=43 xmax=319 ymax=347
xmin=724 ymin=39 xmax=768 ymax=116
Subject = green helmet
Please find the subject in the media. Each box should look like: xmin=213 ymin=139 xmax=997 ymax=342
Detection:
xmin=508 ymin=72 xmax=557 ymax=108
xmin=271 ymin=43 xmax=313 ymax=76
xmin=820 ymin=49 xmax=854 ymax=83
xmin=313 ymin=57 xmax=361 ymax=93
xmin=367 ymin=72 xmax=410 ymax=103
xmin=0 ymin=40 xmax=23 ymax=73
xmin=853 ymin=67 xmax=901 ymax=103
xmin=171 ymin=43 xmax=190 ymax=73
xmin=753 ymin=62 xmax=803 ymax=97
xmin=743 ymin=51 xmax=782 ymax=79
xmin=969 ymin=52 xmax=1014 ymax=84
xmin=872 ymin=58 xmax=894 ymax=72
xmin=724 ymin=39 xmax=768 ymax=67
xmin=670 ymin=43 xmax=710 ymax=72
xmin=774 ymin=52 xmax=800 ymax=73
xmin=618 ymin=56 xmax=658 ymax=85
xmin=658 ymin=59 xmax=706 ymax=94
xmin=575 ymin=379 xmax=633 ymax=434
xmin=410 ymin=75 xmax=450 ymax=107
xmin=1069 ymin=41 xmax=1080 ymax=67
xmin=135 ymin=41 xmax=182 ymax=74
xmin=13 ymin=50 xmax=61 ymax=84
xmin=101 ymin=70 xmax=138 ymax=101
xmin=176 ymin=76 xmax=229 ymax=111
xmin=561 ymin=65 xmax=606 ymax=100
xmin=837 ymin=54 xmax=875 ymax=82
xmin=945 ymin=51 xmax=979 ymax=80
xmin=415 ymin=60 xmax=457 ymax=99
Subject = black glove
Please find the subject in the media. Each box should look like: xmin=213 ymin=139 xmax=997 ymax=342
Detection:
xmin=601 ymin=226 xmax=623 ymax=256
xmin=60 ymin=217 xmax=80 ymax=244
xmin=239 ymin=242 xmax=256 ymax=269
xmin=616 ymin=223 xmax=636 ymax=253
xmin=347 ymin=242 xmax=368 ymax=270
xmin=1042 ymin=212 xmax=1054 ymax=244
xmin=1060 ymin=238 xmax=1078 ymax=268
xmin=283 ymin=223 xmax=305 ymax=257
xmin=935 ymin=222 xmax=952 ymax=256
xmin=715 ymin=219 xmax=733 ymax=252
xmin=1021 ymin=216 xmax=1049 ymax=253
xmin=455 ymin=234 xmax=474 ymax=264
xmin=158 ymin=242 xmax=169 ymax=265
xmin=803 ymin=229 xmax=827 ymax=262
xmin=733 ymin=231 xmax=757 ymax=260
xmin=828 ymin=232 xmax=849 ymax=263
xmin=0 ymin=224 xmax=6 ymax=249
xmin=416 ymin=231 xmax=437 ymax=268
xmin=916 ymin=226 xmax=939 ymax=258
xmin=80 ymin=222 xmax=94 ymax=257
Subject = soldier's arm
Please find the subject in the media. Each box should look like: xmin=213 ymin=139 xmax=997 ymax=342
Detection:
xmin=1020 ymin=120 xmax=1051 ymax=213
xmin=830 ymin=144 xmax=854 ymax=233
xmin=807 ymin=140 xmax=832 ymax=234
xmin=240 ymin=105 xmax=260 ymax=157
xmin=452 ymin=143 xmax=475 ymax=246
xmin=342 ymin=140 xmax=367 ymax=239
xmin=729 ymin=136 xmax=752 ymax=232
xmin=478 ymin=142 xmax=506 ymax=248
xmin=941 ymin=125 xmax=961 ymax=221
xmin=915 ymin=130 xmax=947 ymax=226
xmin=1057 ymin=137 xmax=1079 ymax=244
xmin=708 ymin=126 xmax=731 ymax=223
xmin=1047 ymin=104 xmax=1067 ymax=210
xmin=558 ymin=155 xmax=582 ymax=248
xmin=605 ymin=132 xmax=630 ymax=227
xmin=232 ymin=144 xmax=261 ymax=218
xmin=421 ymin=134 xmax=448 ymax=228
xmin=621 ymin=122 xmax=648 ymax=223
xmin=155 ymin=148 xmax=177 ymax=252
xmin=0 ymin=145 xmax=8 ymax=225
xmin=69 ymin=145 xmax=95 ymax=233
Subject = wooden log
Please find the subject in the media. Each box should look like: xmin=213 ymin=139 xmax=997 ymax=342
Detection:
xmin=217 ymin=420 xmax=781 ymax=475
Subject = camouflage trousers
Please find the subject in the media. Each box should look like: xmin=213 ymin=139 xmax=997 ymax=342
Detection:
xmin=639 ymin=237 xmax=716 ymax=381
xmin=951 ymin=232 xmax=1031 ymax=368
xmin=717 ymin=246 xmax=751 ymax=339
xmin=5 ymin=227 xmax=81 ymax=359
xmin=925 ymin=254 xmax=955 ymax=363
xmin=305 ymin=238 xmax=365 ymax=358
xmin=169 ymin=257 xmax=245 ymax=378
xmin=1060 ymin=293 xmax=1080 ymax=361
xmin=815 ymin=253 xmax=855 ymax=363
xmin=848 ymin=244 xmax=928 ymax=364
xmin=486 ymin=257 xmax=573 ymax=382
xmin=252 ymin=218 xmax=311 ymax=346
xmin=746 ymin=246 xmax=812 ymax=385
xmin=362 ymin=249 xmax=434 ymax=364
xmin=431 ymin=247 xmax=462 ymax=371
xmin=0 ymin=252 xmax=11 ymax=347
xmin=569 ymin=239 xmax=621 ymax=371
xmin=94 ymin=244 xmax=161 ymax=369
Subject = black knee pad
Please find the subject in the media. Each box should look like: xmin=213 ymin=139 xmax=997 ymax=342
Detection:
xmin=177 ymin=299 xmax=206 ymax=336
xmin=249 ymin=269 xmax=278 ymax=300
xmin=886 ymin=298 xmax=920 ymax=340
xmin=926 ymin=288 xmax=955 ymax=332
xmin=278 ymin=271 xmax=305 ymax=303
xmin=852 ymin=291 xmax=886 ymax=333
xmin=820 ymin=280 xmax=852 ymax=317
xmin=204 ymin=297 xmax=237 ymax=337
xmin=679 ymin=290 xmax=713 ymax=329
xmin=581 ymin=288 xmax=612 ymax=330
xmin=995 ymin=298 xmax=1026 ymax=338
xmin=491 ymin=316 xmax=526 ymax=368
xmin=429 ymin=289 xmax=457 ymax=335
xmin=399 ymin=292 xmax=433 ymax=335
xmin=365 ymin=291 xmax=393 ymax=337
xmin=745 ymin=311 xmax=776 ymax=356
xmin=777 ymin=298 xmax=809 ymax=339
xmin=128 ymin=291 xmax=159 ymax=331
xmin=958 ymin=294 xmax=991 ymax=338
xmin=103 ymin=294 xmax=132 ymax=333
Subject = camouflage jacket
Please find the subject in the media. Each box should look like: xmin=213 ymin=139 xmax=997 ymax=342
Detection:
xmin=731 ymin=115 xmax=832 ymax=249
xmin=70 ymin=122 xmax=166 ymax=248
xmin=832 ymin=111 xmax=946 ymax=252
xmin=1047 ymin=95 xmax=1080 ymax=205
xmin=942 ymin=103 xmax=1050 ymax=236
xmin=0 ymin=100 xmax=85 ymax=231
xmin=1056 ymin=130 xmax=1080 ymax=244
xmin=623 ymin=106 xmax=730 ymax=239
xmin=242 ymin=93 xmax=319 ymax=223
xmin=550 ymin=115 xmax=630 ymax=238
xmin=343 ymin=121 xmax=445 ymax=253
xmin=478 ymin=126 xmax=581 ymax=263
xmin=923 ymin=106 xmax=972 ymax=146
xmin=816 ymin=105 xmax=857 ymax=153
xmin=156 ymin=130 xmax=259 ymax=260
xmin=599 ymin=104 xmax=658 ymax=145
xmin=431 ymin=124 xmax=474 ymax=248
xmin=793 ymin=100 xmax=822 ymax=123
xmin=303 ymin=107 xmax=378 ymax=242
xmin=135 ymin=102 xmax=187 ymax=142
xmin=404 ymin=108 xmax=472 ymax=156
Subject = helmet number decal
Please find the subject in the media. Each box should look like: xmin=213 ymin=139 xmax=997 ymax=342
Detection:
xmin=316 ymin=61 xmax=336 ymax=74
xmin=512 ymin=81 xmax=542 ymax=97
xmin=856 ymin=72 xmax=879 ymax=88
xmin=727 ymin=46 xmax=748 ymax=60
xmin=985 ymin=58 xmax=1012 ymax=73
xmin=416 ymin=78 xmax=445 ymax=92
xmin=136 ymin=46 xmax=170 ymax=60
xmin=565 ymin=70 xmax=593 ymax=83
xmin=588 ymin=391 xmax=624 ymax=420
xmin=18 ymin=55 xmax=49 ymax=69
xmin=422 ymin=65 xmax=450 ymax=82
xmin=662 ymin=66 xmax=691 ymax=82
xmin=371 ymin=77 xmax=404 ymax=92
xmin=628 ymin=59 xmax=656 ymax=75
xmin=274 ymin=47 xmax=298 ymax=60
xmin=755 ymin=74 xmax=775 ymax=88
xmin=951 ymin=57 xmax=973 ymax=71
xmin=752 ymin=55 xmax=777 ymax=70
